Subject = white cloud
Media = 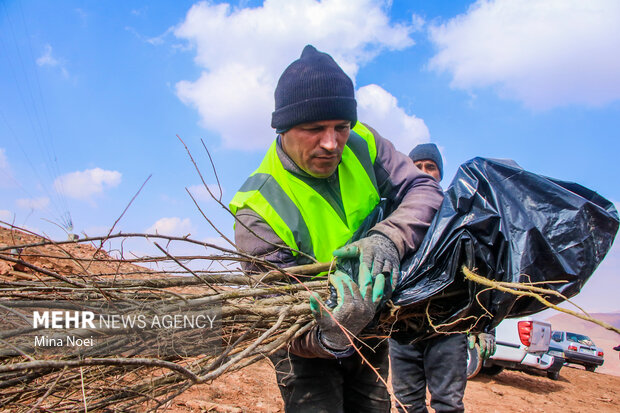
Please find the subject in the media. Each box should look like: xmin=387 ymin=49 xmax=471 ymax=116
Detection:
xmin=0 ymin=210 xmax=13 ymax=222
xmin=203 ymin=236 xmax=232 ymax=249
xmin=53 ymin=168 xmax=121 ymax=201
xmin=174 ymin=0 xmax=416 ymax=150
xmin=16 ymin=197 xmax=50 ymax=211
xmin=36 ymin=44 xmax=69 ymax=78
xmin=428 ymin=0 xmax=620 ymax=109
xmin=357 ymin=84 xmax=430 ymax=153
xmin=146 ymin=217 xmax=193 ymax=236
xmin=187 ymin=184 xmax=224 ymax=203
xmin=410 ymin=14 xmax=426 ymax=32
xmin=36 ymin=44 xmax=59 ymax=67
xmin=126 ymin=25 xmax=175 ymax=46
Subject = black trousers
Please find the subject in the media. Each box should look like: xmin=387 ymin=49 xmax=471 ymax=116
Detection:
xmin=389 ymin=334 xmax=467 ymax=413
xmin=269 ymin=338 xmax=391 ymax=413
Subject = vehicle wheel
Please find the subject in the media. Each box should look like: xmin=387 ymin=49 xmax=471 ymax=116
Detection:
xmin=585 ymin=365 xmax=597 ymax=372
xmin=466 ymin=343 xmax=482 ymax=379
xmin=547 ymin=371 xmax=560 ymax=380
xmin=481 ymin=364 xmax=504 ymax=376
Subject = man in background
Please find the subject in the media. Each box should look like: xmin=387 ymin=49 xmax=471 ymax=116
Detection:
xmin=389 ymin=143 xmax=495 ymax=413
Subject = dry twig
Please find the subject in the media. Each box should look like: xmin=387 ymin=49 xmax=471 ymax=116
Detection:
xmin=463 ymin=266 xmax=620 ymax=335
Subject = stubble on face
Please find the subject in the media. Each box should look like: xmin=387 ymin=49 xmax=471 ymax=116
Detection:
xmin=281 ymin=120 xmax=351 ymax=178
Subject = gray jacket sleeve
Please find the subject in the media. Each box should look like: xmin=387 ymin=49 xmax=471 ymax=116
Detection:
xmin=365 ymin=125 xmax=444 ymax=258
xmin=234 ymin=209 xmax=297 ymax=274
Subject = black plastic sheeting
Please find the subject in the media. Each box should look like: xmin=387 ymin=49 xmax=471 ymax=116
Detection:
xmin=338 ymin=157 xmax=619 ymax=343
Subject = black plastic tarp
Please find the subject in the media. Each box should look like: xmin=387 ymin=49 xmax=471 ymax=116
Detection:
xmin=339 ymin=157 xmax=619 ymax=342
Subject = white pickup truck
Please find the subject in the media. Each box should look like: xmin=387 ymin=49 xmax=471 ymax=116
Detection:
xmin=467 ymin=317 xmax=563 ymax=380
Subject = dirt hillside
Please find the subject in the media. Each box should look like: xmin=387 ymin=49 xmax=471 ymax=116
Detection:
xmin=0 ymin=225 xmax=151 ymax=280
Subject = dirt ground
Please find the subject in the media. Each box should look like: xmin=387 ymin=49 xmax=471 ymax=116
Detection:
xmin=170 ymin=360 xmax=620 ymax=413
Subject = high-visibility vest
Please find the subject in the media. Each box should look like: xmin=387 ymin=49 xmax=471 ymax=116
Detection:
xmin=229 ymin=122 xmax=380 ymax=263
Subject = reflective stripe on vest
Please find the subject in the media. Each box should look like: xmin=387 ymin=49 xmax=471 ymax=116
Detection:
xmin=229 ymin=122 xmax=380 ymax=263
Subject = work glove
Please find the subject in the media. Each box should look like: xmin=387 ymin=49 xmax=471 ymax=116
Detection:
xmin=468 ymin=332 xmax=496 ymax=359
xmin=333 ymin=233 xmax=400 ymax=287
xmin=309 ymin=263 xmax=385 ymax=351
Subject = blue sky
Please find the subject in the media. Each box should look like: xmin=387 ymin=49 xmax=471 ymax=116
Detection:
xmin=1 ymin=0 xmax=619 ymax=313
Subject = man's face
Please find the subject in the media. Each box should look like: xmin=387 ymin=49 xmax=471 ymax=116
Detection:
xmin=414 ymin=159 xmax=441 ymax=181
xmin=280 ymin=119 xmax=351 ymax=178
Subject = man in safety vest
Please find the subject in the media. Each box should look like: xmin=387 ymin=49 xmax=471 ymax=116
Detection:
xmin=230 ymin=45 xmax=443 ymax=412
xmin=389 ymin=143 xmax=496 ymax=413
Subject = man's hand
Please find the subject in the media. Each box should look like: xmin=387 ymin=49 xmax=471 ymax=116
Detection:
xmin=333 ymin=233 xmax=400 ymax=286
xmin=309 ymin=263 xmax=385 ymax=351
xmin=468 ymin=333 xmax=496 ymax=359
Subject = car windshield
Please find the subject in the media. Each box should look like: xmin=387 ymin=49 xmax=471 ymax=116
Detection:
xmin=566 ymin=332 xmax=594 ymax=346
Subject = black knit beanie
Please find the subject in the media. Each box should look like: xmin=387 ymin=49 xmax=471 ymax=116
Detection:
xmin=408 ymin=143 xmax=444 ymax=180
xmin=271 ymin=45 xmax=357 ymax=133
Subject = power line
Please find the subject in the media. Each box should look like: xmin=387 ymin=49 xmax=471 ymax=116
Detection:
xmin=0 ymin=1 xmax=73 ymax=231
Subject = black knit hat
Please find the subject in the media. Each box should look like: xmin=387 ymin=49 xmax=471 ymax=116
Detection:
xmin=271 ymin=45 xmax=357 ymax=133
xmin=408 ymin=143 xmax=444 ymax=180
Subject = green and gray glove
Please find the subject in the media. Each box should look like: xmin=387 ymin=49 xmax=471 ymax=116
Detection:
xmin=309 ymin=263 xmax=385 ymax=351
xmin=468 ymin=332 xmax=497 ymax=359
xmin=333 ymin=233 xmax=400 ymax=286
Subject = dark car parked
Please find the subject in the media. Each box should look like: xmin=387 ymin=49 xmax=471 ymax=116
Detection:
xmin=550 ymin=330 xmax=604 ymax=372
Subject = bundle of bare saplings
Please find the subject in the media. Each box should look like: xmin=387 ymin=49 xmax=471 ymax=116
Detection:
xmin=0 ymin=226 xmax=333 ymax=411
